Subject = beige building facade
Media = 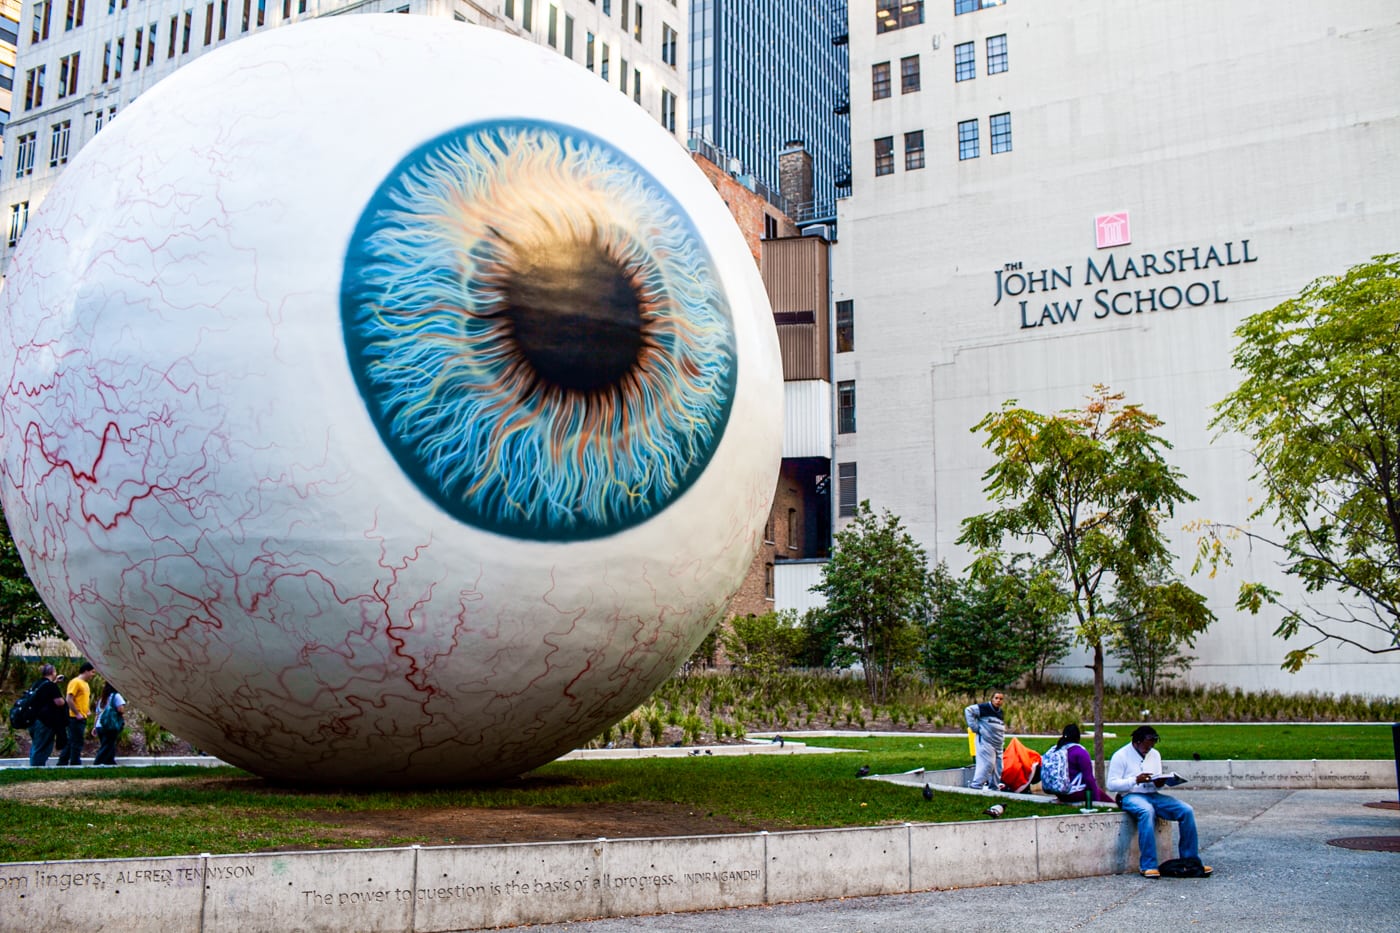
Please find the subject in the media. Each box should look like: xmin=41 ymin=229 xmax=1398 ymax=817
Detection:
xmin=0 ymin=0 xmax=688 ymax=268
xmin=831 ymin=1 xmax=1400 ymax=694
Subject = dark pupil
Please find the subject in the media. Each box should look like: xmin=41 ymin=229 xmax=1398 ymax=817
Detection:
xmin=504 ymin=239 xmax=644 ymax=392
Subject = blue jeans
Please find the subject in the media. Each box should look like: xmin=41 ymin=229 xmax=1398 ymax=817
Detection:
xmin=28 ymin=719 xmax=58 ymax=766
xmin=57 ymin=718 xmax=86 ymax=765
xmin=1120 ymin=791 xmax=1199 ymax=871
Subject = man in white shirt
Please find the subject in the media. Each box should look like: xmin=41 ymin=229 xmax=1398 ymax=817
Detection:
xmin=1106 ymin=725 xmax=1211 ymax=878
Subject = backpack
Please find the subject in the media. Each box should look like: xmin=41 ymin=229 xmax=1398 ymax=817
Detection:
xmin=1039 ymin=743 xmax=1071 ymax=794
xmin=98 ymin=700 xmax=124 ymax=733
xmin=8 ymin=680 xmax=44 ymax=730
xmin=1158 ymin=857 xmax=1210 ymax=878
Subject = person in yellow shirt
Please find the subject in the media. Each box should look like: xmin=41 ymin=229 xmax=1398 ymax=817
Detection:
xmin=58 ymin=662 xmax=96 ymax=766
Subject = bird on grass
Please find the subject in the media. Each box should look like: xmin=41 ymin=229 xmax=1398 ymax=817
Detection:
xmin=856 ymin=765 xmax=871 ymax=777
xmin=922 ymin=784 xmax=934 ymax=801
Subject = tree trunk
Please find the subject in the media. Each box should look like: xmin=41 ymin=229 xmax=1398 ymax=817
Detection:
xmin=1092 ymin=639 xmax=1106 ymax=787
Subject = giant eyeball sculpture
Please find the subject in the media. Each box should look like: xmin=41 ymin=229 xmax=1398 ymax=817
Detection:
xmin=0 ymin=17 xmax=782 ymax=785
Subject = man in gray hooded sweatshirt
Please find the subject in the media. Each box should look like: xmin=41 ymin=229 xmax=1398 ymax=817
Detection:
xmin=964 ymin=692 xmax=1006 ymax=790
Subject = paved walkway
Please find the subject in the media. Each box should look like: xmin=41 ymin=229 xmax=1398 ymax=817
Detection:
xmin=520 ymin=789 xmax=1400 ymax=933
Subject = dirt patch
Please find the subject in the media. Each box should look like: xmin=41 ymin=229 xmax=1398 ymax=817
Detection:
xmin=290 ymin=801 xmax=765 ymax=849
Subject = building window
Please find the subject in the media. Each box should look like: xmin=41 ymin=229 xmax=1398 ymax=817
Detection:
xmin=32 ymin=0 xmax=52 ymax=42
xmin=661 ymin=22 xmax=676 ymax=66
xmin=837 ymin=380 xmax=856 ymax=434
xmin=57 ymin=53 xmax=78 ymax=98
xmin=132 ymin=26 xmax=143 ymax=71
xmin=94 ymin=105 xmax=115 ymax=131
xmin=633 ymin=2 xmax=642 ymax=40
xmin=787 ymin=508 xmax=798 ymax=550
xmin=602 ymin=0 xmax=609 ymax=16
xmin=203 ymin=2 xmax=212 ymax=45
xmin=990 ymin=112 xmax=1012 ymax=153
xmin=905 ymin=130 xmax=925 ymax=170
xmin=8 ymin=201 xmax=29 ymax=248
xmin=901 ymin=54 xmax=920 ymax=92
xmin=168 ymin=14 xmax=178 ymax=55
xmin=876 ymin=0 xmax=922 ymax=32
xmin=954 ymin=41 xmax=975 ymax=81
xmin=871 ymin=61 xmax=890 ymax=100
xmin=218 ymin=0 xmax=227 ymax=39
xmin=521 ymin=0 xmax=532 ymax=31
xmin=65 ymin=0 xmax=84 ymax=30
xmin=102 ymin=40 xmax=110 ymax=81
xmin=586 ymin=30 xmax=594 ymax=70
xmin=764 ymin=514 xmax=774 ymax=543
xmin=257 ymin=0 xmax=265 ymax=26
xmin=955 ymin=0 xmax=1004 ymax=14
xmin=48 ymin=120 xmax=71 ymax=167
xmin=987 ymin=33 xmax=1008 ymax=73
xmin=147 ymin=22 xmax=157 ymax=65
xmin=114 ymin=36 xmax=123 ymax=75
xmin=835 ymin=299 xmax=853 ymax=352
xmin=838 ymin=463 xmax=858 ymax=518
xmin=14 ymin=133 xmax=36 ymax=178
xmin=600 ymin=42 xmax=609 ymax=81
xmin=620 ymin=57 xmax=628 ymax=93
xmin=546 ymin=3 xmax=557 ymax=46
xmin=764 ymin=562 xmax=774 ymax=599
xmin=504 ymin=0 xmax=513 ymax=16
xmin=958 ymin=118 xmax=979 ymax=160
xmin=763 ymin=214 xmax=778 ymax=240
xmin=660 ymin=87 xmax=676 ymax=132
xmin=874 ymin=136 xmax=894 ymax=176
xmin=620 ymin=0 xmax=627 ymax=31
xmin=564 ymin=14 xmax=573 ymax=57
xmin=23 ymin=66 xmax=44 ymax=111
xmin=182 ymin=9 xmax=192 ymax=53
xmin=633 ymin=67 xmax=640 ymax=103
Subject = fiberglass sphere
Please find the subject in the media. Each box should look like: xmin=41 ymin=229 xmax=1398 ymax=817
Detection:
xmin=0 ymin=16 xmax=782 ymax=785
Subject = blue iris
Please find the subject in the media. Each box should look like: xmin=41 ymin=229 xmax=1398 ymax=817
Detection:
xmin=340 ymin=120 xmax=737 ymax=541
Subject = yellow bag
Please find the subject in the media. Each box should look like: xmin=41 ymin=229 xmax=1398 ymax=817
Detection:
xmin=967 ymin=728 xmax=977 ymax=758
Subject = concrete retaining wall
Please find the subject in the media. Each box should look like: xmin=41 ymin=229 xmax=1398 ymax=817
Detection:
xmin=0 ymin=814 xmax=1170 ymax=932
xmin=1161 ymin=759 xmax=1394 ymax=790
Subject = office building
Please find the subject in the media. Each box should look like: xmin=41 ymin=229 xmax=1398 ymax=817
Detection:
xmin=1 ymin=0 xmax=688 ymax=270
xmin=688 ymin=0 xmax=849 ymax=224
xmin=828 ymin=0 xmax=1400 ymax=694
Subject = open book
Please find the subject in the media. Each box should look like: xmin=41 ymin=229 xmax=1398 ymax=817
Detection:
xmin=1152 ymin=772 xmax=1188 ymax=787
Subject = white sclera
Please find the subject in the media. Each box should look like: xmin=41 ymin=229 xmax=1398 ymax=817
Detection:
xmin=0 ymin=16 xmax=782 ymax=784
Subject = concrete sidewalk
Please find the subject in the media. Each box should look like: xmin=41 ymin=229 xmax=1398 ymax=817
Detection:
xmin=520 ymin=789 xmax=1400 ymax=933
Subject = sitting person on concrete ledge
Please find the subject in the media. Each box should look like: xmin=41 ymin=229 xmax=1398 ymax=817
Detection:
xmin=1107 ymin=725 xmax=1212 ymax=879
xmin=1039 ymin=723 xmax=1112 ymax=808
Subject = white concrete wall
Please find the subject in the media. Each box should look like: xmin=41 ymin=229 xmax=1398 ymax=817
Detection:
xmin=0 ymin=813 xmax=1167 ymax=931
xmin=773 ymin=558 xmax=826 ymax=613
xmin=835 ymin=0 xmax=1400 ymax=696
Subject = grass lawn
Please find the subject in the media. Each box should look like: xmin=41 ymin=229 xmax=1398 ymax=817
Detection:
xmin=0 ymin=723 xmax=1393 ymax=863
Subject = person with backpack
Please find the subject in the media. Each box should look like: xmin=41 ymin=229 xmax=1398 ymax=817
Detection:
xmin=22 ymin=664 xmax=70 ymax=767
xmin=1039 ymin=723 xmax=1111 ymax=809
xmin=92 ymin=680 xmax=127 ymax=766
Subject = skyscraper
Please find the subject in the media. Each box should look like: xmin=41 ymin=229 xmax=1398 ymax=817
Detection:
xmin=688 ymin=0 xmax=849 ymax=225
xmin=0 ymin=0 xmax=687 ymax=272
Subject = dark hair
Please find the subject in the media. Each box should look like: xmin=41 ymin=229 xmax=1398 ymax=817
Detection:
xmin=100 ymin=681 xmax=119 ymax=702
xmin=1131 ymin=725 xmax=1160 ymax=743
xmin=78 ymin=661 xmax=95 ymax=673
xmin=1055 ymin=723 xmax=1081 ymax=750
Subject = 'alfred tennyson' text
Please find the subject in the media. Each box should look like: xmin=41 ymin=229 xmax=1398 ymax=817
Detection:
xmin=993 ymin=240 xmax=1258 ymax=329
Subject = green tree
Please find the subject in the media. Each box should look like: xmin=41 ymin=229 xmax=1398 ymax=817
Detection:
xmin=0 ymin=506 xmax=62 ymax=682
xmin=811 ymin=501 xmax=931 ymax=706
xmin=721 ymin=610 xmax=805 ymax=683
xmin=1208 ymin=254 xmax=1400 ymax=671
xmin=920 ymin=557 xmax=1071 ymax=693
xmin=1107 ymin=566 xmax=1213 ymax=695
xmin=958 ymin=387 xmax=1213 ymax=780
